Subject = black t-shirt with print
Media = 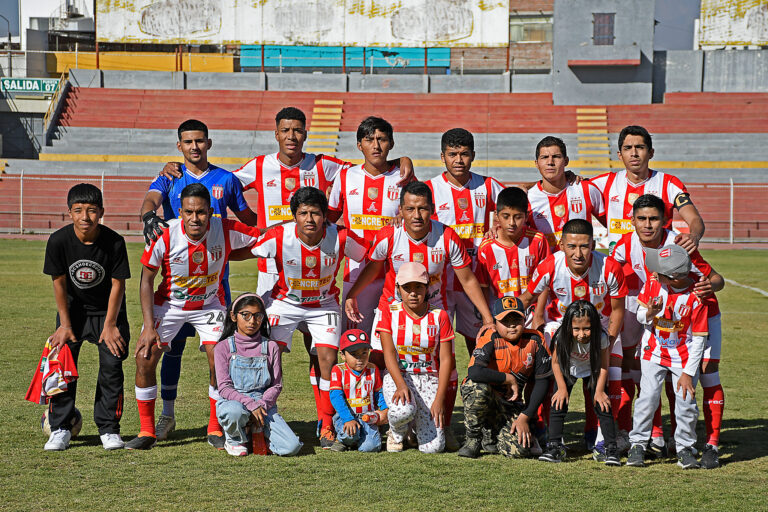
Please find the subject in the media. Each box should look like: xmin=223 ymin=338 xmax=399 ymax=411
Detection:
xmin=43 ymin=224 xmax=131 ymax=315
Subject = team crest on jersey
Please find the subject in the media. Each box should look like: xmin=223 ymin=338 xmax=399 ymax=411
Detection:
xmin=387 ymin=186 xmax=399 ymax=201
xmin=427 ymin=324 xmax=438 ymax=337
xmin=591 ymin=282 xmax=606 ymax=296
xmin=368 ymin=188 xmax=379 ymax=200
xmin=192 ymin=251 xmax=205 ymax=264
xmin=324 ymin=254 xmax=336 ymax=266
xmin=554 ymin=204 xmax=566 ymax=218
xmin=475 ymin=194 xmax=486 ymax=208
xmin=574 ymin=285 xmax=587 ymax=297
xmin=303 ymin=177 xmax=316 ymax=187
xmin=268 ymin=314 xmax=280 ymax=326
xmin=412 ymin=324 xmax=421 ymax=335
xmin=525 ymin=255 xmax=536 ymax=268
xmin=458 ymin=197 xmax=469 ymax=210
xmin=305 ymin=256 xmax=317 ymax=268
xmin=570 ymin=198 xmax=583 ymax=214
xmin=413 ymin=253 xmax=425 ymax=263
xmin=210 ymin=245 xmax=223 ymax=262
xmin=524 ymin=352 xmax=533 ymax=368
xmin=627 ymin=193 xmax=639 ymax=205
xmin=211 ymin=186 xmax=224 ymax=200
xmin=430 ymin=249 xmax=444 ymax=264
xmin=285 ymin=178 xmax=296 ymax=191
xmin=677 ymin=304 xmax=691 ymax=317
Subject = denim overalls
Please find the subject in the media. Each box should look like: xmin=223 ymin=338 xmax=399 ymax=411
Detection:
xmin=216 ymin=336 xmax=302 ymax=456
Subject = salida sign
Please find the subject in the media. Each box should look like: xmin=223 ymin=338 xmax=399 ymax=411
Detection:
xmin=0 ymin=78 xmax=59 ymax=94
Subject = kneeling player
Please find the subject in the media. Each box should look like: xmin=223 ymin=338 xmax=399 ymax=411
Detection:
xmin=126 ymin=184 xmax=260 ymax=450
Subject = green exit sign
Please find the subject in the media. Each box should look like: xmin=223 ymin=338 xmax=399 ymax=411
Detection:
xmin=1 ymin=78 xmax=60 ymax=94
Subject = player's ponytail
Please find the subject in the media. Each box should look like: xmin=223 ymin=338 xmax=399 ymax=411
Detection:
xmin=219 ymin=293 xmax=270 ymax=341
xmin=553 ymin=300 xmax=603 ymax=392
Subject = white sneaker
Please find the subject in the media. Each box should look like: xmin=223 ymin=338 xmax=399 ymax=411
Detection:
xmin=155 ymin=414 xmax=176 ymax=441
xmin=386 ymin=434 xmax=404 ymax=452
xmin=224 ymin=442 xmax=248 ymax=457
xmin=44 ymin=429 xmax=71 ymax=451
xmin=100 ymin=433 xmax=125 ymax=450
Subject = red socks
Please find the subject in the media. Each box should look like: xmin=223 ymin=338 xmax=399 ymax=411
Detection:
xmin=608 ymin=380 xmax=622 ymax=421
xmin=618 ymin=376 xmax=636 ymax=432
xmin=652 ymin=401 xmax=664 ymax=438
xmin=310 ymin=366 xmax=321 ymax=423
xmin=137 ymin=399 xmax=156 ymax=437
xmin=208 ymin=396 xmax=222 ymax=434
xmin=701 ymin=371 xmax=724 ymax=446
xmin=318 ymin=378 xmax=334 ymax=430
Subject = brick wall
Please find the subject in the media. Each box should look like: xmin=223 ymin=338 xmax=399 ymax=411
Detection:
xmin=511 ymin=0 xmax=554 ymax=13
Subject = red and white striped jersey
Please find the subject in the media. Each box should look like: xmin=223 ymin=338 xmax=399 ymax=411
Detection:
xmin=233 ymin=152 xmax=351 ymax=273
xmin=375 ymin=302 xmax=454 ymax=375
xmin=476 ymin=230 xmax=551 ymax=298
xmin=250 ymin=223 xmax=368 ymax=307
xmin=141 ymin=217 xmax=259 ymax=309
xmin=327 ymin=164 xmax=402 ymax=282
xmin=527 ymin=181 xmax=604 ymax=250
xmin=368 ymin=220 xmax=472 ymax=311
xmin=638 ymin=276 xmax=709 ymax=368
xmin=425 ymin=172 xmax=504 ymax=290
xmin=590 ymin=169 xmax=688 ymax=244
xmin=612 ymin=229 xmax=720 ymax=316
xmin=528 ymin=251 xmax=627 ymax=325
xmin=330 ymin=362 xmax=381 ymax=415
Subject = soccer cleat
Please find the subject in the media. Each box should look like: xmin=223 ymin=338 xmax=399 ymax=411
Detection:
xmin=319 ymin=425 xmax=336 ymax=450
xmin=626 ymin=444 xmax=646 ymax=467
xmin=481 ymin=428 xmax=498 ymax=454
xmin=647 ymin=436 xmax=668 ymax=459
xmin=584 ymin=428 xmax=598 ymax=451
xmin=538 ymin=442 xmax=566 ymax=463
xmin=100 ymin=433 xmax=125 ymax=450
xmin=677 ymin=447 xmax=701 ymax=469
xmin=458 ymin=437 xmax=482 ymax=459
xmin=125 ymin=434 xmax=156 ymax=450
xmin=592 ymin=440 xmax=606 ymax=462
xmin=224 ymin=442 xmax=248 ymax=457
xmin=604 ymin=444 xmax=621 ymax=466
xmin=155 ymin=414 xmax=176 ymax=441
xmin=44 ymin=429 xmax=71 ymax=451
xmin=444 ymin=427 xmax=460 ymax=452
xmin=207 ymin=432 xmax=226 ymax=450
xmin=386 ymin=434 xmax=404 ymax=452
xmin=616 ymin=430 xmax=631 ymax=454
xmin=330 ymin=440 xmax=348 ymax=452
xmin=700 ymin=444 xmax=720 ymax=469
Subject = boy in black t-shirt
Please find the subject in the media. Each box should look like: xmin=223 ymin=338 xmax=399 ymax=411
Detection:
xmin=42 ymin=183 xmax=131 ymax=451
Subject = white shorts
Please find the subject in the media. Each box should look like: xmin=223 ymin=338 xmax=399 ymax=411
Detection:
xmin=620 ymin=296 xmax=644 ymax=349
xmin=544 ymin=320 xmax=622 ymax=359
xmin=370 ymin=306 xmax=385 ymax=352
xmin=703 ymin=313 xmax=722 ymax=363
xmin=265 ymin=298 xmax=341 ymax=353
xmin=150 ymin=303 xmax=226 ymax=350
xmin=342 ymin=279 xmax=384 ymax=334
xmin=258 ymin=272 xmax=309 ymax=335
xmin=447 ymin=290 xmax=483 ymax=341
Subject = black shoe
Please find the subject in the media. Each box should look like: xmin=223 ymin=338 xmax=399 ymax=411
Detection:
xmin=207 ymin=433 xmax=225 ymax=450
xmin=626 ymin=444 xmax=646 ymax=467
xmin=646 ymin=437 xmax=668 ymax=460
xmin=677 ymin=447 xmax=701 ymax=469
xmin=330 ymin=440 xmax=348 ymax=452
xmin=604 ymin=443 xmax=621 ymax=466
xmin=538 ymin=442 xmax=565 ymax=463
xmin=458 ymin=437 xmax=482 ymax=459
xmin=700 ymin=444 xmax=720 ymax=469
xmin=481 ymin=428 xmax=498 ymax=454
xmin=125 ymin=435 xmax=156 ymax=450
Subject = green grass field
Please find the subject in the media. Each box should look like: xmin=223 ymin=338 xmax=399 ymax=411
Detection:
xmin=1 ymin=239 xmax=767 ymax=511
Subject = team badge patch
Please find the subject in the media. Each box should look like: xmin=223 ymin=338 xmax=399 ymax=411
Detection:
xmin=368 ymin=188 xmax=379 ymax=200
xmin=268 ymin=314 xmax=280 ymax=326
xmin=412 ymin=324 xmax=421 ymax=335
xmin=387 ymin=186 xmax=399 ymax=201
xmin=305 ymin=256 xmax=317 ymax=268
xmin=525 ymin=255 xmax=536 ymax=268
xmin=570 ymin=198 xmax=583 ymax=214
xmin=211 ymin=186 xmax=224 ymax=200
xmin=554 ymin=204 xmax=566 ymax=218
xmin=678 ymin=304 xmax=691 ymax=317
xmin=591 ymin=282 xmax=606 ymax=296
xmin=192 ymin=251 xmax=205 ymax=264
xmin=303 ymin=177 xmax=316 ymax=187
xmin=324 ymin=255 xmax=336 ymax=266
xmin=209 ymin=245 xmax=223 ymax=262
xmin=660 ymin=248 xmax=671 ymax=258
xmin=427 ymin=324 xmax=438 ymax=337
xmin=475 ymin=194 xmax=486 ymax=208
xmin=413 ymin=253 xmax=424 ymax=263
xmin=574 ymin=285 xmax=587 ymax=297
xmin=285 ymin=177 xmax=296 ymax=191
xmin=458 ymin=197 xmax=469 ymax=210
xmin=627 ymin=193 xmax=639 ymax=205
xmin=430 ymin=249 xmax=443 ymax=263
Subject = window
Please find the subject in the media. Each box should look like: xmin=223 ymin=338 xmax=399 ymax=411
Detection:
xmin=593 ymin=13 xmax=615 ymax=45
xmin=509 ymin=15 xmax=553 ymax=43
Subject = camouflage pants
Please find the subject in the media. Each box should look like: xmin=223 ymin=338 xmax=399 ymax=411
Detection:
xmin=460 ymin=378 xmax=531 ymax=458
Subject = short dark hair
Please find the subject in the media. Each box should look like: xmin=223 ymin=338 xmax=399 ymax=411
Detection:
xmin=496 ymin=187 xmax=528 ymax=213
xmin=562 ymin=218 xmax=593 ymax=239
xmin=67 ymin=183 xmax=103 ymax=209
xmin=618 ymin=125 xmax=653 ymax=151
xmin=178 ymin=119 xmax=208 ymax=139
xmin=441 ymin=128 xmax=474 ymax=152
xmin=356 ymin=116 xmax=394 ymax=143
xmin=275 ymin=107 xmax=306 ymax=128
xmin=400 ymin=181 xmax=433 ymax=206
xmin=535 ymin=136 xmax=567 ymax=159
xmin=180 ymin=183 xmax=211 ymax=208
xmin=290 ymin=186 xmax=328 ymax=216
xmin=632 ymin=194 xmax=666 ymax=217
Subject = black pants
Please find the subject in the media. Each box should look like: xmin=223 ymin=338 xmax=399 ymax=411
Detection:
xmin=548 ymin=376 xmax=617 ymax=446
xmin=49 ymin=311 xmax=130 ymax=435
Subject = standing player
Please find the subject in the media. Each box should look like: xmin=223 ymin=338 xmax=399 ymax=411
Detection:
xmin=527 ymin=136 xmax=604 ymax=251
xmin=139 ymin=119 xmax=259 ymax=447
xmin=232 ymin=187 xmax=370 ymax=448
xmin=425 ymin=128 xmax=504 ymax=352
xmin=612 ymin=194 xmax=724 ymax=467
xmin=589 ymin=125 xmax=704 ymax=253
xmin=126 ymin=184 xmax=260 ymax=450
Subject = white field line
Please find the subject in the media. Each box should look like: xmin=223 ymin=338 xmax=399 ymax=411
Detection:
xmin=724 ymin=278 xmax=768 ymax=298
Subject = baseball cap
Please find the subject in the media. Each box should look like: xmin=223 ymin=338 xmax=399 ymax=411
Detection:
xmin=339 ymin=329 xmax=372 ymax=353
xmin=492 ymin=296 xmax=526 ymax=321
xmin=396 ymin=262 xmax=429 ymax=286
xmin=645 ymin=245 xmax=691 ymax=278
